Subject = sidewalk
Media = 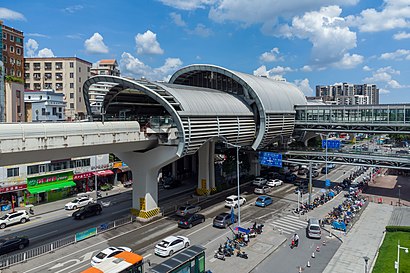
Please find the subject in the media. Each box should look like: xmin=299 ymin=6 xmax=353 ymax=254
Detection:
xmin=323 ymin=202 xmax=393 ymax=273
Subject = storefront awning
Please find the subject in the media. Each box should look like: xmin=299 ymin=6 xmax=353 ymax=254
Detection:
xmin=93 ymin=170 xmax=114 ymax=177
xmin=28 ymin=181 xmax=76 ymax=194
xmin=118 ymin=166 xmax=131 ymax=172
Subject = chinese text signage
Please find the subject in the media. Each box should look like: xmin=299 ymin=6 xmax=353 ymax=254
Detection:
xmin=259 ymin=152 xmax=282 ymax=167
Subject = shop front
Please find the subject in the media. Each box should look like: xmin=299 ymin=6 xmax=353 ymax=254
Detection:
xmin=112 ymin=162 xmax=133 ymax=187
xmin=73 ymin=172 xmax=94 ymax=192
xmin=0 ymin=184 xmax=27 ymax=209
xmin=26 ymin=171 xmax=75 ymax=204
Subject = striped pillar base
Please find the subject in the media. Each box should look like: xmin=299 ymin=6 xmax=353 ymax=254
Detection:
xmin=135 ymin=207 xmax=161 ymax=219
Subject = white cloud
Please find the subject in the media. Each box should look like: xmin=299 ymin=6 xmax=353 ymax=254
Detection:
xmin=63 ymin=5 xmax=84 ymax=13
xmin=159 ymin=0 xmax=216 ymax=10
xmin=253 ymin=65 xmax=293 ymax=79
xmin=363 ymin=66 xmax=406 ymax=89
xmin=170 ymin=12 xmax=186 ymax=26
xmin=208 ymin=0 xmax=358 ymax=26
xmin=294 ymin=78 xmax=313 ymax=96
xmin=331 ymin=53 xmax=363 ymax=69
xmin=84 ymin=33 xmax=109 ymax=54
xmin=25 ymin=39 xmax=39 ymax=57
xmin=379 ymin=88 xmax=390 ymax=94
xmin=277 ymin=6 xmax=357 ymax=67
xmin=380 ymin=49 xmax=410 ymax=61
xmin=25 ymin=39 xmax=56 ymax=58
xmin=37 ymin=48 xmax=55 ymax=58
xmin=190 ymin=24 xmax=213 ymax=37
xmin=260 ymin=47 xmax=282 ymax=62
xmin=346 ymin=0 xmax=410 ymax=32
xmin=119 ymin=52 xmax=182 ymax=81
xmin=362 ymin=65 xmax=372 ymax=71
xmin=301 ymin=65 xmax=313 ymax=72
xmin=393 ymin=31 xmax=410 ymax=40
xmin=135 ymin=30 xmax=164 ymax=55
xmin=27 ymin=33 xmax=50 ymax=38
xmin=0 ymin=7 xmax=26 ymax=21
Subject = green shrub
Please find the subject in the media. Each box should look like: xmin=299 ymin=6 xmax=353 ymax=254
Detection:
xmin=386 ymin=226 xmax=410 ymax=232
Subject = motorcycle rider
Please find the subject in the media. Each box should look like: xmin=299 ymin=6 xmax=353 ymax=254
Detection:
xmin=292 ymin=233 xmax=299 ymax=247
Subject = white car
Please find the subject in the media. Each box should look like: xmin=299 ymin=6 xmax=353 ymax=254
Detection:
xmin=254 ymin=185 xmax=272 ymax=194
xmin=0 ymin=210 xmax=30 ymax=229
xmin=65 ymin=197 xmax=94 ymax=210
xmin=267 ymin=179 xmax=283 ymax=187
xmin=225 ymin=195 xmax=247 ymax=208
xmin=91 ymin=246 xmax=132 ymax=266
xmin=252 ymin=177 xmax=267 ymax=187
xmin=154 ymin=235 xmax=190 ymax=257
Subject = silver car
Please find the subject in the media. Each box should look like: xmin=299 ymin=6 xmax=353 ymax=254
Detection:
xmin=175 ymin=204 xmax=201 ymax=217
xmin=254 ymin=185 xmax=272 ymax=194
xmin=213 ymin=212 xmax=237 ymax=228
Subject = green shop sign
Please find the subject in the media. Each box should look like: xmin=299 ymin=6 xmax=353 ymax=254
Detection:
xmin=27 ymin=171 xmax=74 ymax=187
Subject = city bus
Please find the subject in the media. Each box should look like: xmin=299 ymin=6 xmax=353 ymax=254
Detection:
xmin=150 ymin=245 xmax=206 ymax=273
xmin=81 ymin=251 xmax=143 ymax=273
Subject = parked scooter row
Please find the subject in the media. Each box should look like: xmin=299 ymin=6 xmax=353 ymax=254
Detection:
xmin=293 ymin=186 xmax=341 ymax=215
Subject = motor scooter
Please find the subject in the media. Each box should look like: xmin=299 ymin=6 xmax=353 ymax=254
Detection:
xmin=236 ymin=251 xmax=248 ymax=259
xmin=214 ymin=250 xmax=225 ymax=261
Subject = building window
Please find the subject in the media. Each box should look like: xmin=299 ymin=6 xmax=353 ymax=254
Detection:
xmin=52 ymin=107 xmax=57 ymax=115
xmin=2 ymin=32 xmax=6 ymax=39
xmin=2 ymin=56 xmax=6 ymax=64
xmin=59 ymin=107 xmax=62 ymax=112
xmin=16 ymin=59 xmax=21 ymax=66
xmin=42 ymin=108 xmax=46 ymax=115
xmin=11 ymin=69 xmax=15 ymax=76
xmin=70 ymin=72 xmax=74 ymax=78
xmin=44 ymin=73 xmax=52 ymax=80
xmin=27 ymin=165 xmax=39 ymax=175
xmin=7 ymin=167 xmax=19 ymax=177
xmin=70 ymin=93 xmax=74 ymax=99
xmin=24 ymin=83 xmax=31 ymax=89
xmin=56 ymin=62 xmax=63 ymax=70
xmin=87 ymin=67 xmax=90 ymax=72
xmin=79 ymin=67 xmax=81 ymax=72
xmin=16 ymin=47 xmax=21 ymax=55
xmin=56 ymin=73 xmax=63 ymax=80
xmin=33 ymin=73 xmax=41 ymax=80
xmin=10 ymin=46 xmax=14 ymax=53
xmin=10 ymin=35 xmax=14 ymax=42
xmin=34 ymin=83 xmax=41 ymax=90
xmin=34 ymin=63 xmax=41 ymax=70
xmin=79 ymin=97 xmax=81 ymax=102
xmin=70 ymin=62 xmax=74 ymax=68
xmin=17 ymin=70 xmax=21 ymax=77
xmin=70 ymin=103 xmax=74 ymax=108
xmin=2 ymin=44 xmax=6 ymax=50
xmin=70 ymin=83 xmax=74 ymax=88
xmin=24 ymin=63 xmax=30 ymax=70
xmin=79 ymin=87 xmax=81 ymax=93
xmin=79 ymin=77 xmax=81 ymax=82
xmin=45 ymin=62 xmax=52 ymax=70
xmin=10 ymin=58 xmax=15 ymax=64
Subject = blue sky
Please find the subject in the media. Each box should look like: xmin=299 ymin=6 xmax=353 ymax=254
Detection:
xmin=1 ymin=0 xmax=410 ymax=103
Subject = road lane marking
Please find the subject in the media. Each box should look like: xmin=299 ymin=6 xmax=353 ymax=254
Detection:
xmin=31 ymin=230 xmax=59 ymax=240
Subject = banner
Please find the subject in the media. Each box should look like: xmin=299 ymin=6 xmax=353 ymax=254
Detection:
xmin=75 ymin=227 xmax=97 ymax=242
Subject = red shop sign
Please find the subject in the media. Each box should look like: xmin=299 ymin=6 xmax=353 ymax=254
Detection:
xmin=0 ymin=184 xmax=27 ymax=193
xmin=74 ymin=172 xmax=94 ymax=180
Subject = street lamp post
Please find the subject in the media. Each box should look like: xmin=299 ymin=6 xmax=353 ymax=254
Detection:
xmin=224 ymin=141 xmax=241 ymax=228
xmin=396 ymin=241 xmax=409 ymax=273
xmin=363 ymin=256 xmax=369 ymax=273
xmin=398 ymin=185 xmax=402 ymax=206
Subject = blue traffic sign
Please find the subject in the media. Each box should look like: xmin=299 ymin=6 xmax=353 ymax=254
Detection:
xmin=322 ymin=139 xmax=341 ymax=149
xmin=325 ymin=179 xmax=331 ymax=187
xmin=259 ymin=152 xmax=282 ymax=167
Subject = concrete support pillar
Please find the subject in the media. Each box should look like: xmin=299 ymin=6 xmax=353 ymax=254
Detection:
xmin=172 ymin=161 xmax=178 ymax=178
xmin=116 ymin=146 xmax=178 ymax=221
xmin=197 ymin=141 xmax=215 ymax=195
xmin=303 ymin=131 xmax=319 ymax=147
xmin=249 ymin=153 xmax=260 ymax=177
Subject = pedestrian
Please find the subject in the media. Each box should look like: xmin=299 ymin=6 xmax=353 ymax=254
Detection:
xmin=293 ymin=233 xmax=299 ymax=247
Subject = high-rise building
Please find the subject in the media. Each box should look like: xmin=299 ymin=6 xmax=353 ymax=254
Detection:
xmin=315 ymin=83 xmax=379 ymax=105
xmin=24 ymin=57 xmax=92 ymax=120
xmin=1 ymin=21 xmax=24 ymax=81
xmin=89 ymin=59 xmax=120 ymax=115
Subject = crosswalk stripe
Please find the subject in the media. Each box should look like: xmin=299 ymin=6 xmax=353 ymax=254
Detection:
xmin=271 ymin=223 xmax=295 ymax=234
xmin=274 ymin=219 xmax=307 ymax=229
xmin=270 ymin=184 xmax=293 ymax=194
xmin=278 ymin=215 xmax=307 ymax=225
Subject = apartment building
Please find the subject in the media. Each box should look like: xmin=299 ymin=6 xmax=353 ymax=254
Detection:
xmin=4 ymin=81 xmax=25 ymax=122
xmin=24 ymin=57 xmax=92 ymax=121
xmin=24 ymin=89 xmax=66 ymax=122
xmin=315 ymin=83 xmax=379 ymax=105
xmin=89 ymin=59 xmax=120 ymax=115
xmin=1 ymin=21 xmax=24 ymax=81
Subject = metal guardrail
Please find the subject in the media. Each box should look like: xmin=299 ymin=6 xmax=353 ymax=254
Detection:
xmin=0 ymin=214 xmax=135 ymax=269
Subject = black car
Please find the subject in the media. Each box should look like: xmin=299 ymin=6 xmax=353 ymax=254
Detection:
xmin=321 ymin=167 xmax=332 ymax=174
xmin=72 ymin=203 xmax=102 ymax=220
xmin=0 ymin=236 xmax=29 ymax=255
xmin=285 ymin=173 xmax=297 ymax=182
xmin=163 ymin=178 xmax=182 ymax=189
xmin=178 ymin=213 xmax=205 ymax=229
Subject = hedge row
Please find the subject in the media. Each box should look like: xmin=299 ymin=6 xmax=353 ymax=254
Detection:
xmin=386 ymin=226 xmax=410 ymax=232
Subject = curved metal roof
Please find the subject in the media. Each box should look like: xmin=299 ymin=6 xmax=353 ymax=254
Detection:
xmin=158 ymin=83 xmax=252 ymax=116
xmin=169 ymin=64 xmax=307 ymax=114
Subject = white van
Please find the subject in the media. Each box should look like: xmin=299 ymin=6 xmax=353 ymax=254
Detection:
xmin=306 ymin=218 xmax=322 ymax=239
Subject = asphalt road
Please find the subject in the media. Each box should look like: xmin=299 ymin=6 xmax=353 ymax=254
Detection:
xmin=251 ymin=227 xmax=341 ymax=273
